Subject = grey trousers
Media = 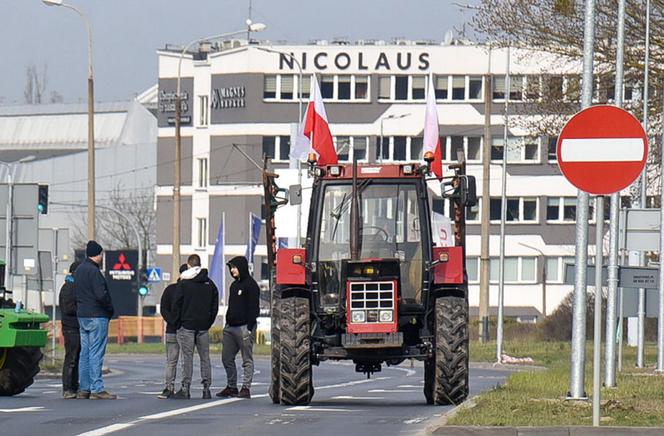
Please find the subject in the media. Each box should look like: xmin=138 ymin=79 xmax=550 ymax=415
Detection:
xmin=222 ymin=325 xmax=255 ymax=389
xmin=176 ymin=328 xmax=212 ymax=387
xmin=164 ymin=333 xmax=179 ymax=390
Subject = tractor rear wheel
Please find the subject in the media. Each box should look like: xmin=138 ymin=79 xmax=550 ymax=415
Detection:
xmin=0 ymin=347 xmax=43 ymax=396
xmin=431 ymin=296 xmax=469 ymax=405
xmin=268 ymin=288 xmax=281 ymax=404
xmin=279 ymin=297 xmax=312 ymax=405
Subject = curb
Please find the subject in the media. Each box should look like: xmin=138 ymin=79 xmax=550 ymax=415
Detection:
xmin=428 ymin=426 xmax=664 ymax=435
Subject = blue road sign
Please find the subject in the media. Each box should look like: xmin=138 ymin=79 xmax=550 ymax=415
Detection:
xmin=147 ymin=267 xmax=161 ymax=283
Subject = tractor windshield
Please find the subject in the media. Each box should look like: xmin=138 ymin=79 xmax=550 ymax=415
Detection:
xmin=317 ymin=183 xmax=424 ymax=307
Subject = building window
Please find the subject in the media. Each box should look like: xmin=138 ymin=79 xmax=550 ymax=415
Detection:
xmin=492 ymin=137 xmax=540 ymax=163
xmin=264 ymin=75 xmax=277 ymax=99
xmin=334 ymin=136 xmax=369 ymax=162
xmin=547 ymin=136 xmax=558 ymax=161
xmin=197 ymin=158 xmax=208 ymax=188
xmin=546 ymin=75 xmax=564 ymax=101
xmin=547 ymin=197 xmax=577 ymax=222
xmin=335 ymin=136 xmax=351 ymax=161
xmin=435 ymin=75 xmax=449 ymax=99
xmin=197 ymin=217 xmax=207 ymax=248
xmin=355 ymin=75 xmax=369 ymax=100
xmin=510 ymin=75 xmax=524 ymax=100
xmin=452 ymin=76 xmax=465 ymax=100
xmin=393 ymin=136 xmax=407 ymax=160
xmin=280 ymin=75 xmax=294 ymax=99
xmin=395 ymin=75 xmax=408 ymax=100
xmin=300 ymin=75 xmax=311 ymax=99
xmin=410 ymin=137 xmax=423 ymax=161
xmin=262 ymin=136 xmax=291 ymax=161
xmin=564 ymin=75 xmax=581 ymax=102
xmin=467 ymin=257 xmax=479 ymax=282
xmin=524 ymin=75 xmax=541 ymax=100
xmin=262 ymin=136 xmax=276 ymax=160
xmin=353 ymin=136 xmax=368 ymax=161
xmin=493 ymin=76 xmax=505 ymax=100
xmin=546 ymin=256 xmax=575 ymax=283
xmin=467 ymin=199 xmax=481 ymax=222
xmin=279 ymin=135 xmax=291 ymax=161
xmin=379 ymin=76 xmax=391 ymax=99
xmin=490 ymin=257 xmax=538 ymax=283
xmin=198 ymin=95 xmax=209 ymax=126
xmin=467 ymin=136 xmax=481 ymax=161
xmin=321 ymin=75 xmax=334 ymax=99
xmin=412 ymin=76 xmax=426 ymax=100
xmin=469 ymin=76 xmax=483 ymax=100
xmin=338 ymin=75 xmax=351 ymax=100
xmin=490 ymin=197 xmax=538 ymax=222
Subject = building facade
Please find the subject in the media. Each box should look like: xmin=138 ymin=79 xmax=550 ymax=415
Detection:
xmin=156 ymin=40 xmax=624 ymax=318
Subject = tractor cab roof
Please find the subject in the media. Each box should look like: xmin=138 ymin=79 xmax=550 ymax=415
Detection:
xmin=319 ymin=163 xmax=425 ymax=180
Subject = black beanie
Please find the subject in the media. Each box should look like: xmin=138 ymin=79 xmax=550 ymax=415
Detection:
xmin=86 ymin=240 xmax=103 ymax=257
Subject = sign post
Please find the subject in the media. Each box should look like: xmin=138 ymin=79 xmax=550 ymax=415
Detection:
xmin=558 ymin=104 xmax=648 ymax=425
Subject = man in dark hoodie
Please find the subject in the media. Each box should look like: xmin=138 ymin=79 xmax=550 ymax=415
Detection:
xmin=157 ymin=263 xmax=189 ymax=399
xmin=74 ymin=240 xmax=116 ymax=400
xmin=60 ymin=261 xmax=80 ymax=399
xmin=171 ymin=254 xmax=219 ymax=400
xmin=217 ymin=256 xmax=260 ymax=399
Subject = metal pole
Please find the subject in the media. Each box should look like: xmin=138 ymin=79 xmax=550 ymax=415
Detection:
xmin=4 ymin=168 xmax=12 ymax=293
xmin=592 ymin=196 xmax=604 ymax=427
xmin=479 ymin=46 xmax=492 ymax=345
xmin=497 ymin=46 xmax=510 ymax=362
xmin=568 ymin=0 xmax=595 ymax=400
xmin=605 ymin=0 xmax=626 ymax=388
xmin=52 ymin=229 xmax=58 ymax=366
xmin=618 ymin=208 xmax=628 ymax=372
xmin=636 ymin=0 xmax=651 ymax=369
xmin=658 ymin=83 xmax=664 ymax=372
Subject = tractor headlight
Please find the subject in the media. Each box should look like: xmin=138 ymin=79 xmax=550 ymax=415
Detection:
xmin=351 ymin=310 xmax=365 ymax=323
xmin=379 ymin=310 xmax=393 ymax=323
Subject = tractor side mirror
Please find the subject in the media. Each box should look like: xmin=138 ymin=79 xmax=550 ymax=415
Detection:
xmin=460 ymin=176 xmax=477 ymax=207
xmin=289 ymin=184 xmax=302 ymax=206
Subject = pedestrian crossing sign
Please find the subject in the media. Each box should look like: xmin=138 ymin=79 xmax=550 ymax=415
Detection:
xmin=147 ymin=267 xmax=161 ymax=283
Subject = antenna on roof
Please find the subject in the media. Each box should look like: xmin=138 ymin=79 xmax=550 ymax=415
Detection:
xmin=246 ymin=0 xmax=253 ymax=41
xmin=443 ymin=30 xmax=454 ymax=46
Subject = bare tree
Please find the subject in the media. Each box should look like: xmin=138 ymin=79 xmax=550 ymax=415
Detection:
xmin=472 ymin=0 xmax=664 ymax=198
xmin=24 ymin=63 xmax=49 ymax=105
xmin=71 ymin=184 xmax=156 ymax=267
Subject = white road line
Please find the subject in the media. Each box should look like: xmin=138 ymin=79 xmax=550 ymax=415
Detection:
xmin=0 ymin=406 xmax=46 ymax=413
xmin=396 ymin=384 xmax=421 ymax=388
xmin=368 ymin=389 xmax=420 ymax=393
xmin=385 ymin=366 xmax=416 ymax=377
xmin=331 ymin=395 xmax=385 ymax=400
xmin=76 ymin=376 xmax=384 ymax=435
xmin=403 ymin=417 xmax=427 ymax=425
xmin=560 ymin=137 xmax=645 ymax=162
xmin=287 ymin=406 xmax=361 ymax=412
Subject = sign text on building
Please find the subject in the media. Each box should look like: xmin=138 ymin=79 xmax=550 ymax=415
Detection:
xmin=279 ymin=51 xmax=431 ymax=71
xmin=212 ymin=86 xmax=246 ymax=109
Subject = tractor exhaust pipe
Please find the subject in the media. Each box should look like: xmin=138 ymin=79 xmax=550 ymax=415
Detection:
xmin=350 ymin=154 xmax=360 ymax=260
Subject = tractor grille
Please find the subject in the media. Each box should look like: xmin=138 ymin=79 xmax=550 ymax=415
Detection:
xmin=349 ymin=281 xmax=394 ymax=322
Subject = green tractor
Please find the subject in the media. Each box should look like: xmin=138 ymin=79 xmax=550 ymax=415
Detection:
xmin=0 ymin=262 xmax=49 ymax=396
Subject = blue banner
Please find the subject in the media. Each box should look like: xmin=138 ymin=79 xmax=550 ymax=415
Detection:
xmin=209 ymin=215 xmax=225 ymax=297
xmin=245 ymin=213 xmax=263 ymax=266
xmin=278 ymin=238 xmax=288 ymax=249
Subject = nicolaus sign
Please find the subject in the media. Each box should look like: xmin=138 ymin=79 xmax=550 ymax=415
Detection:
xmin=278 ymin=51 xmax=431 ymax=71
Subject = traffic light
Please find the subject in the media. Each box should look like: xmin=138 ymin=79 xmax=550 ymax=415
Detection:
xmin=38 ymin=185 xmax=49 ymax=214
xmin=138 ymin=269 xmax=149 ymax=297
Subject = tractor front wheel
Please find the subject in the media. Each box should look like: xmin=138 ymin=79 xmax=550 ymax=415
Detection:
xmin=279 ymin=297 xmax=313 ymax=405
xmin=429 ymin=296 xmax=469 ymax=405
xmin=0 ymin=347 xmax=43 ymax=396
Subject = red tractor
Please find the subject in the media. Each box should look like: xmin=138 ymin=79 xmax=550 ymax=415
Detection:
xmin=263 ymin=153 xmax=476 ymax=406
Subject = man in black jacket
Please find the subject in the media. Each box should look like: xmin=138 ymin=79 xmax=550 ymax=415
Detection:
xmin=217 ymin=256 xmax=260 ymax=399
xmin=157 ymin=263 xmax=188 ymax=399
xmin=60 ymin=261 xmax=80 ymax=399
xmin=171 ymin=254 xmax=219 ymax=400
xmin=74 ymin=240 xmax=116 ymax=400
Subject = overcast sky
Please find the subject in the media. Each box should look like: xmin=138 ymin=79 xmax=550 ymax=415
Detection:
xmin=1 ymin=0 xmax=475 ymax=105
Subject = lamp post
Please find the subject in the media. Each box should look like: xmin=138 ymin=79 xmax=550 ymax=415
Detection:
xmin=379 ymin=113 xmax=410 ymax=162
xmin=42 ymin=0 xmax=95 ymax=241
xmin=255 ymin=46 xmax=304 ymax=246
xmin=172 ymin=21 xmax=266 ymax=281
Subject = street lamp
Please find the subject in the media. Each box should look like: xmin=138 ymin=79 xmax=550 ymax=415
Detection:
xmin=379 ymin=113 xmax=410 ymax=162
xmin=42 ymin=0 xmax=96 ymax=241
xmin=172 ymin=22 xmax=267 ymax=281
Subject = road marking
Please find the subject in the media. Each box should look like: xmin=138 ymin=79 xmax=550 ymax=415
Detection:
xmin=76 ymin=376 xmax=382 ymax=435
xmin=404 ymin=417 xmax=427 ymax=424
xmin=287 ymin=406 xmax=361 ymax=412
xmin=368 ymin=389 xmax=420 ymax=393
xmin=385 ymin=366 xmax=416 ymax=377
xmin=331 ymin=395 xmax=385 ymax=400
xmin=396 ymin=384 xmax=421 ymax=388
xmin=0 ymin=406 xmax=46 ymax=413
xmin=43 ymin=390 xmax=57 ymax=394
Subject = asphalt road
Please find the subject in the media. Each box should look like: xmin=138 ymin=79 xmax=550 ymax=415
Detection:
xmin=0 ymin=354 xmax=512 ymax=436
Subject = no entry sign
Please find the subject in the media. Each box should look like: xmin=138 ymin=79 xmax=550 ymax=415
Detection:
xmin=557 ymin=105 xmax=648 ymax=195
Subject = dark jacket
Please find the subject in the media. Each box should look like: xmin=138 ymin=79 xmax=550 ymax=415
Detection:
xmin=160 ymin=282 xmax=179 ymax=334
xmin=73 ymin=258 xmax=114 ymax=319
xmin=226 ymin=256 xmax=260 ymax=330
xmin=59 ymin=275 xmax=79 ymax=330
xmin=172 ymin=267 xmax=219 ymax=331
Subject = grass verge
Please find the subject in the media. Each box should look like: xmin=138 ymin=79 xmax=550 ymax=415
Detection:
xmin=450 ymin=340 xmax=664 ymax=427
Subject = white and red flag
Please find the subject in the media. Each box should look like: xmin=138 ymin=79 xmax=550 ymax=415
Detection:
xmin=423 ymin=74 xmax=443 ymax=179
xmin=302 ymin=75 xmax=338 ymax=165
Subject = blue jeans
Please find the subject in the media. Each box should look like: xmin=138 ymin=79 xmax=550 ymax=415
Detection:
xmin=79 ymin=317 xmax=109 ymax=393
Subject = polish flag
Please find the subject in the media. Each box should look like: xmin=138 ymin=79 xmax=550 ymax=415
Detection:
xmin=423 ymin=74 xmax=443 ymax=179
xmin=303 ymin=75 xmax=338 ymax=165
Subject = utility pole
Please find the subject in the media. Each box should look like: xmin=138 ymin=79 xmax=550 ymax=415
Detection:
xmin=479 ymin=50 xmax=492 ymax=343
